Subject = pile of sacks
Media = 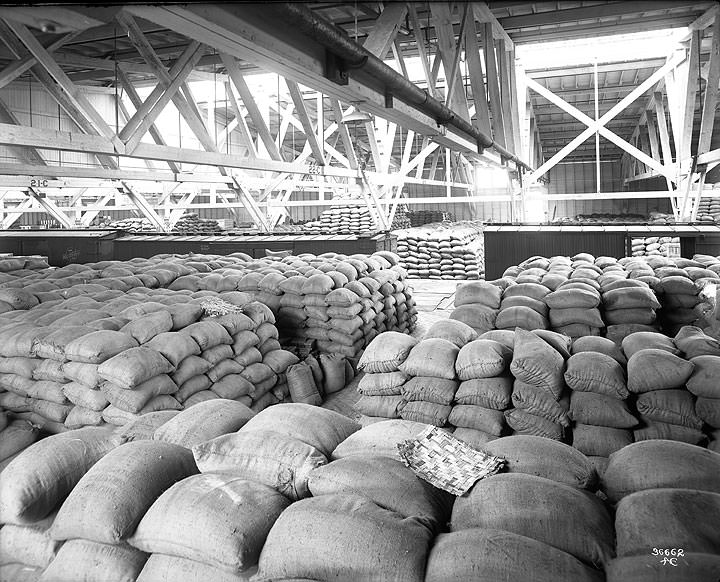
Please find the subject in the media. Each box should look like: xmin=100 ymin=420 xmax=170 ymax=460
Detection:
xmin=493 ymin=253 xmax=720 ymax=341
xmin=169 ymin=250 xmax=417 ymax=360
xmin=302 ymin=203 xmax=377 ymax=234
xmin=0 ymin=288 xmax=301 ymax=441
xmin=694 ymin=195 xmax=720 ymax=223
xmin=602 ymin=440 xmax=720 ymax=581
xmin=355 ymin=324 xmax=720 ymax=454
xmin=629 ymin=236 xmax=679 ymax=257
xmin=170 ymin=212 xmax=222 ymax=234
xmin=394 ymin=223 xmax=484 ymax=280
xmin=449 ymin=280 xmax=502 ymax=337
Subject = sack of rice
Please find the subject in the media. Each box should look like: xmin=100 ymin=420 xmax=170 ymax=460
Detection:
xmin=636 ymin=390 xmax=703 ymax=429
xmin=687 ymin=355 xmax=720 ymax=398
xmin=505 ymin=409 xmax=565 ymax=440
xmin=354 ymin=394 xmax=406 ymax=419
xmin=0 ymin=513 xmax=61 ymax=568
xmin=571 ymin=424 xmax=633 ymax=457
xmin=449 ymin=304 xmax=498 ymax=333
xmin=357 ymin=371 xmax=407 ymax=396
xmin=136 ymin=554 xmax=256 ymax=582
xmin=153 ymin=400 xmax=255 ymax=448
xmin=627 ymin=349 xmax=694 ymax=393
xmin=128 ymin=474 xmax=289 ymax=573
xmin=331 ymin=419 xmax=431 ymax=461
xmin=448 ymin=405 xmax=505 ymax=435
xmin=451 ymin=473 xmax=613 ymax=567
xmin=425 ymin=529 xmax=604 ymax=582
xmin=400 ymin=401 xmax=452 ymax=426
xmin=192 ymin=429 xmax=326 ymax=500
xmin=64 ymin=331 xmax=139 ymax=364
xmin=674 ymin=326 xmax=720 ymax=359
xmin=484 ymin=435 xmax=597 ymax=490
xmin=571 ymin=336 xmax=626 ymax=365
xmin=621 ymin=331 xmax=678 ymax=359
xmin=50 ymin=440 xmax=198 ymax=543
xmin=423 ymin=319 xmax=477 ymax=348
xmin=455 ymin=340 xmax=511 ymax=380
xmin=97 ymin=348 xmax=175 ymax=390
xmin=255 ymin=494 xmax=432 ymax=582
xmin=511 ymin=381 xmax=570 ymax=426
xmin=40 ymin=539 xmax=148 ymax=582
xmin=238 ymin=403 xmax=359 ymax=457
xmin=454 ymin=281 xmax=502 ymax=309
xmin=115 ymin=410 xmax=180 ymax=443
xmin=454 ymin=376 xmax=512 ymax=410
xmin=0 ymin=426 xmax=120 ymax=524
xmin=615 ymin=488 xmax=720 ymax=556
xmin=510 ymin=329 xmax=565 ymax=398
xmin=0 ymin=420 xmax=39 ymax=462
xmin=399 ymin=338 xmax=459 ymax=380
xmin=307 ymin=455 xmax=449 ymax=531
xmin=569 ymin=391 xmax=638 ymax=428
xmin=495 ymin=306 xmax=547 ymax=331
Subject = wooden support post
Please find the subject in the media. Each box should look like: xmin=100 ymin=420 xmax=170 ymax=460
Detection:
xmin=698 ymin=14 xmax=720 ymax=155
xmin=430 ymin=2 xmax=470 ymax=122
xmin=224 ymin=81 xmax=258 ymax=158
xmin=287 ymin=81 xmax=325 ymax=164
xmin=483 ymin=22 xmax=506 ymax=148
xmin=362 ymin=2 xmax=408 ymax=59
xmin=407 ymin=3 xmax=438 ymax=98
xmin=653 ymin=93 xmax=674 ymax=167
xmin=331 ymin=99 xmax=358 ymax=170
xmin=465 ymin=19 xmax=492 ymax=136
xmin=0 ymin=32 xmax=77 ymax=90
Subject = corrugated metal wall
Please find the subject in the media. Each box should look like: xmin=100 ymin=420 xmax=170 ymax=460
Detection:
xmin=547 ymin=160 xmax=671 ymax=219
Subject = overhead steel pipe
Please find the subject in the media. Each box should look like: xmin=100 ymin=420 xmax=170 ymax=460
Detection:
xmin=270 ymin=2 xmax=532 ymax=171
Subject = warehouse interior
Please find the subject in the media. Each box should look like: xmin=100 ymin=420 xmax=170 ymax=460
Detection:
xmin=1 ymin=3 xmax=719 ymax=582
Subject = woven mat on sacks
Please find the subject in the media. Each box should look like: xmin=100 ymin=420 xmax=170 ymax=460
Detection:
xmin=397 ymin=426 xmax=505 ymax=495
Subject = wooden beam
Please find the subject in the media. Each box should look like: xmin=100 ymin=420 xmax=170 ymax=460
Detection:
xmin=221 ymin=52 xmax=282 ymax=161
xmin=364 ymin=120 xmax=382 ymax=171
xmin=645 ymin=110 xmax=661 ymax=162
xmin=223 ymin=81 xmax=258 ymax=158
xmin=0 ymin=97 xmax=46 ymax=165
xmin=330 ymin=98 xmax=358 ymax=170
xmin=685 ymin=3 xmax=720 ymax=36
xmin=0 ymin=31 xmax=75 ymax=90
xmin=498 ymin=40 xmax=518 ymax=155
xmin=679 ymin=30 xmax=701 ymax=164
xmin=391 ymin=40 xmax=409 ymax=79
xmin=444 ymin=2 xmax=471 ymax=108
xmin=483 ymin=23 xmax=506 ymax=148
xmin=472 ymin=2 xmax=513 ymax=49
xmin=698 ymin=14 xmax=720 ymax=154
xmin=653 ymin=93 xmax=675 ymax=166
xmin=362 ymin=2 xmax=407 ymax=59
xmin=116 ymin=67 xmax=180 ymax=173
xmin=407 ymin=2 xmax=437 ymax=99
xmin=430 ymin=2 xmax=470 ymax=122
xmin=3 ymin=19 xmax=124 ymax=152
xmin=465 ymin=19 xmax=492 ymax=137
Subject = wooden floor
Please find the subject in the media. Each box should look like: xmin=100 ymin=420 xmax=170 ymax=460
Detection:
xmin=322 ymin=279 xmax=458 ymax=419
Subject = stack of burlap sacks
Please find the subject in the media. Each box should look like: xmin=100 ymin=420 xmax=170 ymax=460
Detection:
xmin=302 ymin=203 xmax=376 ymax=234
xmin=170 ymin=251 xmax=417 ymax=361
xmin=437 ymin=436 xmax=612 ymax=582
xmin=601 ymin=440 xmax=720 ymax=581
xmin=394 ymin=224 xmax=484 ymax=280
xmin=696 ymin=195 xmax=720 ymax=223
xmin=0 ymin=289 xmax=299 ymax=442
xmin=630 ymin=236 xmax=679 ymax=257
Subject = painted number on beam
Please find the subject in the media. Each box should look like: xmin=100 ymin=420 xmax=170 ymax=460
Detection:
xmin=30 ymin=178 xmax=49 ymax=188
xmin=307 ymin=163 xmax=323 ymax=175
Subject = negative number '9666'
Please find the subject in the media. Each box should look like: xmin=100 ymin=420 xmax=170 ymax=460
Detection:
xmin=652 ymin=548 xmax=684 ymax=557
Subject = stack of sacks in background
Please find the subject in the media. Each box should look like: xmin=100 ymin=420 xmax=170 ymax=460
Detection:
xmin=390 ymin=204 xmax=411 ymax=230
xmin=624 ymin=331 xmax=704 ymax=445
xmin=194 ymin=405 xmax=365 ymax=580
xmin=629 ymin=236 xmax=679 ymax=257
xmin=394 ymin=223 xmax=484 ymax=280
xmin=601 ymin=279 xmax=661 ymax=344
xmin=450 ymin=330 xmax=513 ymax=448
xmin=656 ymin=269 xmax=713 ymax=336
xmin=695 ymin=195 xmax=720 ymax=223
xmin=0 ymin=426 xmax=122 ymax=580
xmin=444 ymin=435 xmax=612 ymax=582
xmin=406 ymin=209 xmax=453 ymax=227
xmin=42 ymin=439 xmax=197 ymax=581
xmin=302 ymin=202 xmax=376 ymax=234
xmin=566 ymin=336 xmax=637 ymax=475
xmin=496 ymin=282 xmax=550 ymax=331
xmin=449 ymin=280 xmax=502 ymax=335
xmin=602 ymin=440 xmax=720 ymax=581
xmin=355 ymin=332 xmax=418 ymax=421
xmin=675 ymin=326 xmax=720 ymax=452
xmin=506 ymin=329 xmax=570 ymax=441
xmin=397 ymin=323 xmax=467 ymax=428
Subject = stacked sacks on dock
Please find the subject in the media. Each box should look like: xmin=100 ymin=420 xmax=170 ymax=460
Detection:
xmin=449 ymin=280 xmax=503 ymax=335
xmin=496 ymin=283 xmax=551 ymax=331
xmin=397 ymin=336 xmax=460 ymax=427
xmin=602 ymin=440 xmax=720 ymax=581
xmin=355 ymin=332 xmax=418 ymax=421
xmin=565 ymin=337 xmax=637 ymax=469
xmin=394 ymin=223 xmax=484 ymax=280
xmin=506 ymin=329 xmax=569 ymax=441
xmin=673 ymin=326 xmax=720 ymax=451
xmin=429 ymin=436 xmax=603 ymax=582
xmin=546 ymin=280 xmax=603 ymax=339
xmin=601 ymin=278 xmax=661 ymax=342
xmin=629 ymin=236 xmax=679 ymax=257
xmin=450 ymin=334 xmax=513 ymax=447
xmin=624 ymin=331 xmax=704 ymax=444
xmin=447 ymin=471 xmax=612 ymax=581
xmin=45 ymin=440 xmax=197 ymax=581
xmin=656 ymin=271 xmax=713 ymax=336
